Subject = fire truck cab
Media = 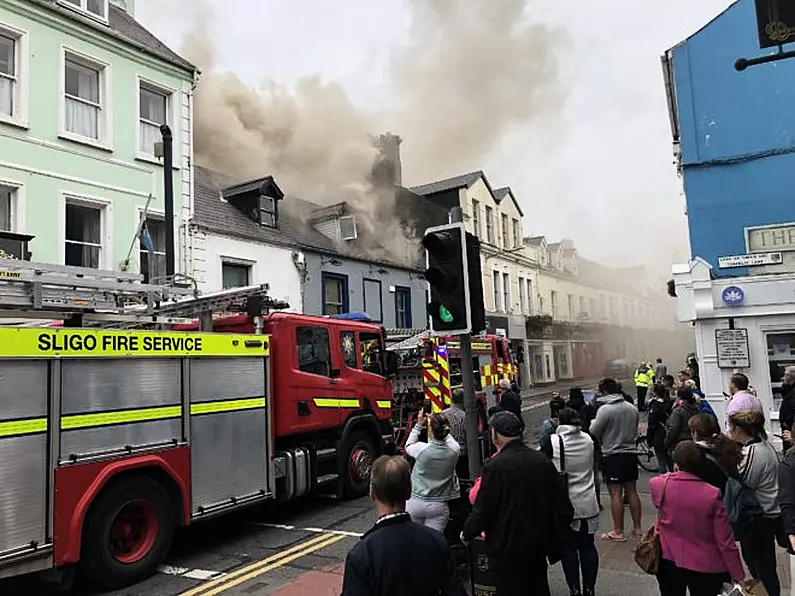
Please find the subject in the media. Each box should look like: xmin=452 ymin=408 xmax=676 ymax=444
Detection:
xmin=0 ymin=260 xmax=397 ymax=590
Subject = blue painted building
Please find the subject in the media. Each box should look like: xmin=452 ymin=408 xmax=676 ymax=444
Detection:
xmin=666 ymin=0 xmax=795 ymax=425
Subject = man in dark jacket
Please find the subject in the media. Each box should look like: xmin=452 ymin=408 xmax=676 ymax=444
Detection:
xmin=498 ymin=378 xmax=523 ymax=421
xmin=461 ymin=411 xmax=573 ymax=596
xmin=779 ymin=366 xmax=795 ymax=452
xmin=342 ymin=456 xmax=466 ymax=596
xmin=778 ymin=433 xmax=795 ymax=554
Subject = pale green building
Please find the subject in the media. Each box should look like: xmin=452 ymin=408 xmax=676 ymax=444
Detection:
xmin=0 ymin=0 xmax=196 ymax=280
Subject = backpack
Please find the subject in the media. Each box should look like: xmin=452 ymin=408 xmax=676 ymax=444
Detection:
xmin=706 ymin=454 xmax=763 ymax=541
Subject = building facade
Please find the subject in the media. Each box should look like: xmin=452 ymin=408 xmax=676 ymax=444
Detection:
xmin=665 ymin=0 xmax=795 ymax=420
xmin=0 ymin=0 xmax=195 ymax=279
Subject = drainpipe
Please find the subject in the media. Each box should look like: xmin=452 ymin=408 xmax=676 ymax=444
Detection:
xmin=160 ymin=124 xmax=175 ymax=278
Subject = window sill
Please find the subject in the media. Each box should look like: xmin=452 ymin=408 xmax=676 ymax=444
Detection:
xmin=58 ymin=131 xmax=113 ymax=153
xmin=136 ymin=153 xmax=181 ymax=169
xmin=0 ymin=115 xmax=29 ymax=131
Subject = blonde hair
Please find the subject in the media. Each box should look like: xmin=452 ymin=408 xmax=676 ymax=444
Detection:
xmin=728 ymin=409 xmax=767 ymax=440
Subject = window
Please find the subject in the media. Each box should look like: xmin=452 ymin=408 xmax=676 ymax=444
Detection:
xmin=360 ymin=332 xmax=384 ymax=375
xmin=64 ymin=54 xmax=105 ymax=141
xmin=296 ymin=326 xmax=331 ymax=377
xmin=579 ymin=296 xmax=586 ymax=316
xmin=340 ymin=331 xmax=357 ymax=368
xmin=339 ymin=215 xmax=357 ymax=240
xmin=471 ymin=199 xmax=480 ymax=237
xmin=518 ymin=276 xmax=525 ymax=313
xmin=526 ymin=279 xmax=533 ymax=313
xmin=590 ymin=298 xmax=596 ymax=318
xmin=139 ymin=217 xmax=166 ymax=284
xmin=550 ymin=291 xmax=558 ymax=318
xmin=322 ymin=273 xmax=348 ymax=315
xmin=492 ymin=271 xmax=501 ymax=311
xmin=139 ymin=84 xmax=168 ymax=155
xmin=222 ymin=262 xmax=250 ymax=289
xmin=59 ymin=0 xmax=107 ymax=19
xmin=512 ymin=219 xmax=520 ymax=248
xmin=0 ymin=31 xmax=18 ymax=120
xmin=485 ymin=206 xmax=494 ymax=244
xmin=0 ymin=186 xmax=14 ymax=231
xmin=394 ymin=286 xmax=412 ymax=328
xmin=363 ymin=278 xmax=382 ymax=322
xmin=568 ymin=294 xmax=575 ymax=318
xmin=501 ymin=214 xmax=509 ymax=249
xmin=65 ymin=201 xmax=102 ymax=268
xmin=259 ymin=195 xmax=277 ymax=228
xmin=502 ymin=272 xmax=510 ymax=313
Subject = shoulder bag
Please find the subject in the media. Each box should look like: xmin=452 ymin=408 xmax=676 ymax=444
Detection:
xmin=635 ymin=475 xmax=670 ymax=575
xmin=557 ymin=434 xmax=568 ymax=492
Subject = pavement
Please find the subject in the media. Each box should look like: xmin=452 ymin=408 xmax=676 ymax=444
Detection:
xmin=4 ymin=380 xmax=791 ymax=595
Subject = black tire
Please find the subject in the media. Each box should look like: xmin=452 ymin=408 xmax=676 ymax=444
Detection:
xmin=636 ymin=436 xmax=658 ymax=473
xmin=80 ymin=475 xmax=175 ymax=590
xmin=340 ymin=431 xmax=376 ymax=499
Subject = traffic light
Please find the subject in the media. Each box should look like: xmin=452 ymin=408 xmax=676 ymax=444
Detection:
xmin=422 ymin=222 xmax=485 ymax=335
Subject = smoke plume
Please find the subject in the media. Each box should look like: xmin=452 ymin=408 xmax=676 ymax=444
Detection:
xmin=177 ymin=0 xmax=564 ymax=258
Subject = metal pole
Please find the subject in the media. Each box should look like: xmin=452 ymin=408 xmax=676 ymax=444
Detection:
xmin=450 ymin=206 xmax=482 ymax=478
xmin=160 ymin=125 xmax=175 ymax=278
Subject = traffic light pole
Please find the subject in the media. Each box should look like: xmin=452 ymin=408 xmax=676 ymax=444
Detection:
xmin=449 ymin=207 xmax=482 ymax=478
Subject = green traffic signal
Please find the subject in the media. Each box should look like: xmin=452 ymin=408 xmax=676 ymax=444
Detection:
xmin=439 ymin=305 xmax=454 ymax=323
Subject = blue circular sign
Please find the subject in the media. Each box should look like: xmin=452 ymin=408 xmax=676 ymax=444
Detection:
xmin=722 ymin=285 xmax=745 ymax=307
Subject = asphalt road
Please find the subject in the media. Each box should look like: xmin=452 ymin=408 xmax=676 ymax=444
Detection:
xmin=18 ymin=379 xmax=788 ymax=596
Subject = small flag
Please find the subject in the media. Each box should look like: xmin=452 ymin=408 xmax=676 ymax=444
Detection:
xmin=140 ymin=221 xmax=154 ymax=256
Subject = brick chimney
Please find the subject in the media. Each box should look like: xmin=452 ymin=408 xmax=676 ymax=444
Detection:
xmin=109 ymin=0 xmax=135 ymax=17
xmin=372 ymin=132 xmax=402 ymax=187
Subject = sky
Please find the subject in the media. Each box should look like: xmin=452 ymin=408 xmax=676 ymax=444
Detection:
xmin=135 ymin=0 xmax=735 ymax=272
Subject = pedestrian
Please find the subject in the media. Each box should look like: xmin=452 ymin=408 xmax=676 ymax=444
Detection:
xmin=498 ymin=378 xmax=523 ymax=424
xmin=539 ymin=393 xmax=566 ymax=446
xmin=650 ymin=441 xmax=746 ymax=596
xmin=541 ymin=408 xmax=600 ymax=596
xmin=728 ymin=409 xmax=782 ymax=596
xmin=443 ymin=388 xmax=469 ymax=480
xmin=589 ymin=377 xmax=642 ymax=541
xmin=663 ymin=388 xmax=701 ymax=455
xmin=654 ymin=357 xmax=667 ymax=382
xmin=776 ymin=424 xmax=795 ymax=596
xmin=688 ymin=413 xmax=742 ymax=496
xmin=461 ymin=411 xmax=573 ymax=596
xmin=634 ymin=361 xmax=653 ymax=412
xmin=724 ymin=373 xmax=763 ymax=434
xmin=647 ymin=384 xmax=673 ymax=474
xmin=404 ymin=410 xmax=461 ymax=533
xmin=778 ymin=366 xmax=795 ymax=452
xmin=341 ymin=455 xmax=466 ymax=596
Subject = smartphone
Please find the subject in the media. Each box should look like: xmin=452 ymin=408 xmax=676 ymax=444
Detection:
xmin=774 ymin=433 xmax=784 ymax=440
xmin=423 ymin=399 xmax=432 ymax=415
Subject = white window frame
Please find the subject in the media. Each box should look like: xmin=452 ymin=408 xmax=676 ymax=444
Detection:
xmin=60 ymin=47 xmax=113 ymax=150
xmin=0 ymin=180 xmax=23 ymax=233
xmin=135 ymin=207 xmax=167 ymax=282
xmin=220 ymin=257 xmax=254 ymax=290
xmin=0 ymin=23 xmax=29 ymax=129
xmin=57 ymin=0 xmax=109 ymax=23
xmin=136 ymin=76 xmax=177 ymax=164
xmin=60 ymin=193 xmax=111 ymax=269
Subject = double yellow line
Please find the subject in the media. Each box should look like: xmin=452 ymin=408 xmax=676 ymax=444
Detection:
xmin=179 ymin=532 xmax=347 ymax=596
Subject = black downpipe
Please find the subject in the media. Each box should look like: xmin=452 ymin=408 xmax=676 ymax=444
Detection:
xmin=160 ymin=124 xmax=175 ymax=278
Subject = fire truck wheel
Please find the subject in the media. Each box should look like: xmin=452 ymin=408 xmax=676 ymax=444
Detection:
xmin=341 ymin=431 xmax=376 ymax=499
xmin=81 ymin=475 xmax=175 ymax=590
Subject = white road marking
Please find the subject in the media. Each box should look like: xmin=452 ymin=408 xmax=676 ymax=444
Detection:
xmin=157 ymin=565 xmax=226 ymax=580
xmin=521 ymin=401 xmax=547 ymax=412
xmin=248 ymin=522 xmax=364 ymax=538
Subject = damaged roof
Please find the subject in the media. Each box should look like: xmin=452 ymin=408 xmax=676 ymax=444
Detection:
xmin=192 ymin=166 xmax=423 ymax=272
xmin=36 ymin=0 xmax=195 ymax=72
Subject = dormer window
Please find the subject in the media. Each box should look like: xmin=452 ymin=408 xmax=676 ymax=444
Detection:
xmin=60 ymin=0 xmax=109 ymax=20
xmin=339 ymin=215 xmax=357 ymax=240
xmin=259 ymin=195 xmax=277 ymax=228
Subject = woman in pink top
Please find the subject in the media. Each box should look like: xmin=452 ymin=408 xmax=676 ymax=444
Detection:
xmin=649 ymin=440 xmax=745 ymax=596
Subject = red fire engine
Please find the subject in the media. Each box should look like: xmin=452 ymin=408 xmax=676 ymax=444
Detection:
xmin=0 ymin=259 xmax=397 ymax=590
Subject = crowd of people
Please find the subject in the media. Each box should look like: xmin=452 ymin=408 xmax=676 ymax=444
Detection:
xmin=341 ymin=359 xmax=795 ymax=596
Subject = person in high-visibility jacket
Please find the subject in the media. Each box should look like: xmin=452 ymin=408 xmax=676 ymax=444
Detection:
xmin=634 ymin=361 xmax=654 ymax=412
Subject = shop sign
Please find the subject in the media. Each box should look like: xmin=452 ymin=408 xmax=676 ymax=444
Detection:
xmin=716 ymin=328 xmax=751 ymax=369
xmin=747 ymin=224 xmax=795 ymax=253
xmin=718 ymin=252 xmax=782 ymax=268
xmin=721 ymin=285 xmax=745 ymax=307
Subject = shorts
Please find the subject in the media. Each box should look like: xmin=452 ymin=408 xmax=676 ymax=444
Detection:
xmin=601 ymin=453 xmax=638 ymax=485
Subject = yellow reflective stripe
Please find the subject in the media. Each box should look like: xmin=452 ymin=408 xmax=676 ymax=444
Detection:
xmin=313 ymin=398 xmax=360 ymax=408
xmin=437 ymin=355 xmax=449 ymax=372
xmin=0 ymin=417 xmax=48 ymax=438
xmin=190 ymin=397 xmax=266 ymax=416
xmin=61 ymin=405 xmax=182 ymax=430
xmin=376 ymin=400 xmax=391 ymax=409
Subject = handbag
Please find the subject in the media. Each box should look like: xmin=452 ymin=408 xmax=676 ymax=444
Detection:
xmin=634 ymin=475 xmax=670 ymax=575
xmin=557 ymin=434 xmax=568 ymax=492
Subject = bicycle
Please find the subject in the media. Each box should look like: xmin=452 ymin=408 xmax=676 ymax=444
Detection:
xmin=636 ymin=434 xmax=658 ymax=472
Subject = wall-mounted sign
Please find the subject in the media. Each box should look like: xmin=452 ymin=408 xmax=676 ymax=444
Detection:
xmin=718 ymin=252 xmax=783 ymax=268
xmin=721 ymin=285 xmax=745 ymax=307
xmin=747 ymin=224 xmax=795 ymax=253
xmin=716 ymin=328 xmax=750 ymax=368
xmin=754 ymin=0 xmax=795 ymax=48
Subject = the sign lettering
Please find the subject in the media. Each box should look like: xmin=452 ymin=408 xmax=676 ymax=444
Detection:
xmin=36 ymin=332 xmax=203 ymax=354
xmin=716 ymin=328 xmax=751 ymax=369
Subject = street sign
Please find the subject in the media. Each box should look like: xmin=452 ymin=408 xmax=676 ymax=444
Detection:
xmin=718 ymin=252 xmax=783 ymax=268
xmin=754 ymin=0 xmax=795 ymax=48
xmin=716 ymin=328 xmax=751 ymax=368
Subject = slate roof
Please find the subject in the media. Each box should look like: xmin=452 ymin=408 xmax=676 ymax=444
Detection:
xmin=37 ymin=0 xmax=195 ymax=72
xmin=410 ymin=172 xmax=525 ymax=217
xmin=524 ymin=235 xmax=546 ymax=246
xmin=192 ymin=166 xmax=423 ymax=272
xmin=492 ymin=186 xmax=525 ymax=217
